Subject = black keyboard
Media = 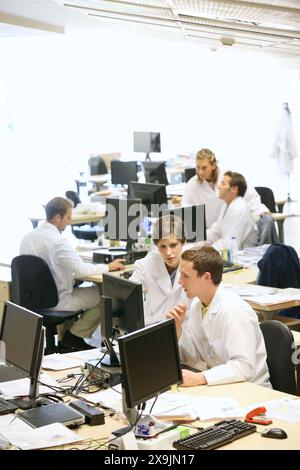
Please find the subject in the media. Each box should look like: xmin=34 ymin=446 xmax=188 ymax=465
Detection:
xmin=173 ymin=419 xmax=256 ymax=450
xmin=0 ymin=397 xmax=18 ymax=415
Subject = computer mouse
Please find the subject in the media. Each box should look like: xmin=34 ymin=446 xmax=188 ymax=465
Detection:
xmin=261 ymin=428 xmax=288 ymax=439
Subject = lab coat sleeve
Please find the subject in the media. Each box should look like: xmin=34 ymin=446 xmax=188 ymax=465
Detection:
xmin=245 ymin=185 xmax=268 ymax=215
xmin=55 ymin=238 xmax=109 ymax=277
xmin=203 ymin=311 xmax=259 ymax=385
xmin=211 ymin=210 xmax=253 ymax=250
xmin=206 ymin=219 xmax=222 ymax=246
xmin=181 ymin=179 xmax=195 ymax=206
xmin=130 ymin=259 xmax=147 ymax=286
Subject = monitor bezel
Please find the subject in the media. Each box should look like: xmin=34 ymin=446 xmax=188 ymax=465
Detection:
xmin=118 ymin=319 xmax=183 ymax=409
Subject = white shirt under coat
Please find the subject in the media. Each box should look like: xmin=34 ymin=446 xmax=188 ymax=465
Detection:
xmin=130 ymin=250 xmax=192 ymax=325
xmin=206 ymin=196 xmax=257 ymax=250
xmin=20 ymin=222 xmax=108 ymax=310
xmin=179 ymin=285 xmax=271 ymax=387
xmin=182 ymin=171 xmax=267 ymax=228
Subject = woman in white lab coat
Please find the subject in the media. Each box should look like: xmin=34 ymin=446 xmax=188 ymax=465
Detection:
xmin=182 ymin=148 xmax=267 ymax=228
xmin=130 ymin=215 xmax=192 ymax=325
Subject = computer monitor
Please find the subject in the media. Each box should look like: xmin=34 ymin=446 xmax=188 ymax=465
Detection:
xmin=129 ymin=182 xmax=168 ymax=216
xmin=111 ymin=160 xmax=138 ymax=186
xmin=161 ymin=204 xmax=206 ymax=243
xmin=101 ymin=274 xmax=145 ymax=367
xmin=143 ymin=161 xmax=168 ymax=185
xmin=118 ymin=319 xmax=182 ymax=423
xmin=105 ymin=197 xmax=142 ymax=250
xmin=133 ymin=131 xmax=161 ymax=161
xmin=0 ymin=301 xmax=45 ymax=409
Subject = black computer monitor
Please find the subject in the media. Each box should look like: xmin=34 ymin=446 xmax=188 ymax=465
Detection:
xmin=161 ymin=204 xmax=206 ymax=243
xmin=118 ymin=319 xmax=182 ymax=423
xmin=101 ymin=274 xmax=145 ymax=368
xmin=111 ymin=160 xmax=138 ymax=186
xmin=143 ymin=161 xmax=168 ymax=185
xmin=133 ymin=132 xmax=161 ymax=161
xmin=104 ymin=197 xmax=142 ymax=250
xmin=129 ymin=182 xmax=168 ymax=216
xmin=0 ymin=301 xmax=44 ymax=409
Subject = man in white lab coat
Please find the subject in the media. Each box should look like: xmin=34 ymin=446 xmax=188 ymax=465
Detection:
xmin=20 ymin=197 xmax=125 ymax=351
xmin=206 ymin=171 xmax=257 ymax=250
xmin=131 ymin=215 xmax=192 ymax=324
xmin=182 ymin=148 xmax=267 ymax=228
xmin=166 ymin=246 xmax=270 ymax=388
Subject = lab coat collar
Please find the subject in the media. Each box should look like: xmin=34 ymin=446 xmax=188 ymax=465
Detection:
xmin=152 ymin=255 xmax=180 ymax=293
xmin=204 ymin=284 xmax=224 ymax=318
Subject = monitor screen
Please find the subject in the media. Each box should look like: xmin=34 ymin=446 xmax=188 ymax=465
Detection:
xmin=111 ymin=161 xmax=138 ymax=186
xmin=129 ymin=182 xmax=168 ymax=216
xmin=161 ymin=204 xmax=206 ymax=243
xmin=118 ymin=319 xmax=182 ymax=409
xmin=105 ymin=198 xmax=142 ymax=247
xmin=0 ymin=302 xmax=43 ymax=378
xmin=134 ymin=132 xmax=161 ymax=154
xmin=102 ymin=274 xmax=145 ymax=336
xmin=143 ymin=161 xmax=168 ymax=185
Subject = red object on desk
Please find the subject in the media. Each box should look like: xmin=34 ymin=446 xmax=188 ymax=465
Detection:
xmin=244 ymin=406 xmax=273 ymax=425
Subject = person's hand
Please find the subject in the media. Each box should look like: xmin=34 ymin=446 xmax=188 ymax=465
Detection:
xmin=166 ymin=304 xmax=186 ymax=337
xmin=108 ymin=259 xmax=126 ymax=271
xmin=181 ymin=370 xmax=207 ymax=387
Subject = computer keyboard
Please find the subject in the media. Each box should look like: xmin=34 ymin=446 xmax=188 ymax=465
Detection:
xmin=0 ymin=397 xmax=18 ymax=415
xmin=173 ymin=419 xmax=256 ymax=450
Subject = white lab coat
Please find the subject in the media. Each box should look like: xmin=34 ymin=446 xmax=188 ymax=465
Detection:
xmin=130 ymin=250 xmax=192 ymax=325
xmin=206 ymin=197 xmax=257 ymax=250
xmin=179 ymin=285 xmax=271 ymax=387
xmin=20 ymin=222 xmax=108 ymax=311
xmin=182 ymin=170 xmax=267 ymax=228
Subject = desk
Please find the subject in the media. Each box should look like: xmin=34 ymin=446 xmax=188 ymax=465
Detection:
xmin=43 ymin=369 xmax=300 ymax=450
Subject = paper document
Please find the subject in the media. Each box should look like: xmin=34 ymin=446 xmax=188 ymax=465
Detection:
xmin=226 ymin=285 xmax=277 ymax=297
xmin=3 ymin=422 xmax=83 ymax=450
xmin=145 ymin=392 xmax=243 ymax=421
xmin=42 ymin=354 xmax=84 ymax=371
xmin=0 ymin=373 xmax=57 ymax=398
xmin=243 ymin=293 xmax=300 ymax=305
xmin=80 ymin=384 xmax=122 ymax=413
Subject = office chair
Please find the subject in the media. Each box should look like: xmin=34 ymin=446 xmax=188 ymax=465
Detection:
xmin=183 ymin=168 xmax=196 ymax=183
xmin=259 ymin=320 xmax=297 ymax=394
xmin=255 ymin=187 xmax=277 ymax=213
xmin=255 ymin=186 xmax=287 ymax=243
xmin=65 ymin=190 xmax=98 ymax=242
xmin=88 ymin=156 xmax=108 ymax=176
xmin=11 ymin=255 xmax=82 ymax=355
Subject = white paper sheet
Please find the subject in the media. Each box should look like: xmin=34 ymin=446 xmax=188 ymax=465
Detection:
xmin=42 ymin=354 xmax=84 ymax=371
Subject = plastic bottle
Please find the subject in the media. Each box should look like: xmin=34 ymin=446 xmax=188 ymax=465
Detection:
xmin=78 ymin=171 xmax=88 ymax=202
xmin=144 ymin=233 xmax=152 ymax=252
xmin=229 ymin=236 xmax=238 ymax=263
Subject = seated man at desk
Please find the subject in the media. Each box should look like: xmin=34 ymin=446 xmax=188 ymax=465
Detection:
xmin=182 ymin=148 xmax=267 ymax=228
xmin=167 ymin=246 xmax=271 ymax=388
xmin=206 ymin=171 xmax=257 ymax=250
xmin=130 ymin=215 xmax=192 ymax=324
xmin=20 ymin=197 xmax=125 ymax=351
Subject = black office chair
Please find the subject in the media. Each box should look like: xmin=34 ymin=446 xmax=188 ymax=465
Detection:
xmin=183 ymin=168 xmax=196 ymax=183
xmin=11 ymin=255 xmax=82 ymax=355
xmin=88 ymin=156 xmax=108 ymax=176
xmin=255 ymin=186 xmax=277 ymax=213
xmin=259 ymin=320 xmax=297 ymax=394
xmin=65 ymin=190 xmax=98 ymax=242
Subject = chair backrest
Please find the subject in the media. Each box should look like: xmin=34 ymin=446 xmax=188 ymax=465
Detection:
xmin=256 ymin=214 xmax=279 ymax=245
xmin=259 ymin=320 xmax=296 ymax=394
xmin=184 ymin=168 xmax=196 ymax=183
xmin=255 ymin=186 xmax=276 ymax=213
xmin=88 ymin=156 xmax=108 ymax=176
xmin=11 ymin=255 xmax=58 ymax=310
xmin=65 ymin=190 xmax=81 ymax=207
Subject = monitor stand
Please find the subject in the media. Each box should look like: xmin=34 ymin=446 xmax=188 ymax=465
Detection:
xmin=145 ymin=153 xmax=151 ymax=161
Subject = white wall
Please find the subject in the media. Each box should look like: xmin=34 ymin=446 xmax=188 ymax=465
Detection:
xmin=1 ymin=29 xmax=300 ymax=242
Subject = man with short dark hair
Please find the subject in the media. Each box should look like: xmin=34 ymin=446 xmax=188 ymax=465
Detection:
xmin=167 ymin=246 xmax=270 ymax=387
xmin=206 ymin=171 xmax=257 ymax=249
xmin=20 ymin=197 xmax=125 ymax=351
